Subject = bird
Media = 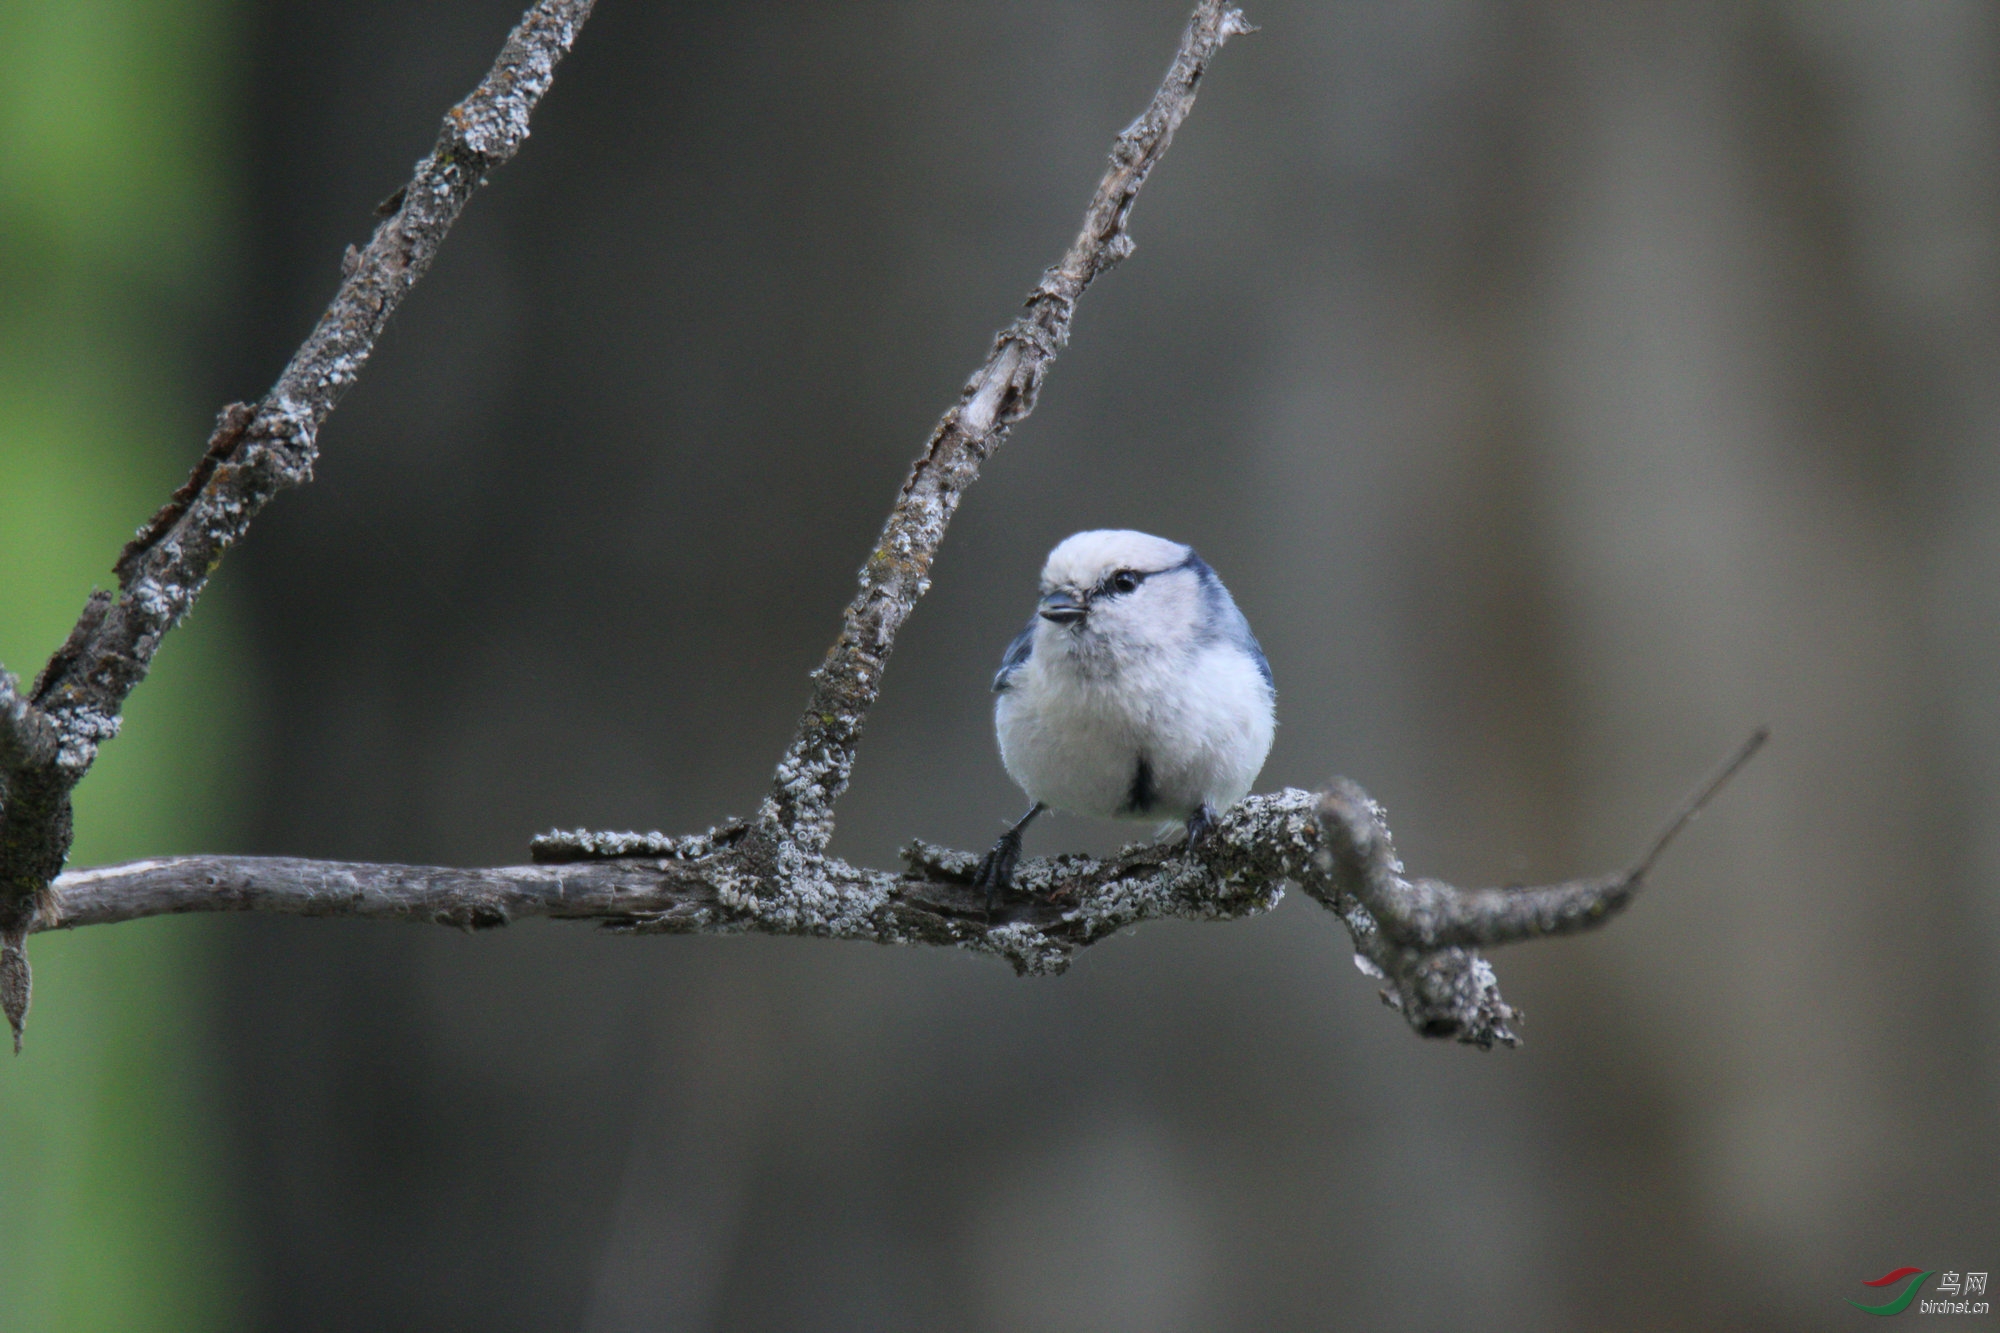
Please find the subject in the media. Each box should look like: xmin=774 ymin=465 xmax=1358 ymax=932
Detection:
xmin=975 ymin=529 xmax=1276 ymax=911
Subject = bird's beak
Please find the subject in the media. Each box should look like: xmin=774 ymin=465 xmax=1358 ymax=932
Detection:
xmin=1038 ymin=590 xmax=1087 ymax=625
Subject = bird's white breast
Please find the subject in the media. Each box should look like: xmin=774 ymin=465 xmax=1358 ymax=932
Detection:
xmin=996 ymin=634 xmax=1274 ymax=822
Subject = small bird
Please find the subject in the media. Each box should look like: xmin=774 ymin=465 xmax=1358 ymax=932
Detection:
xmin=976 ymin=529 xmax=1276 ymax=910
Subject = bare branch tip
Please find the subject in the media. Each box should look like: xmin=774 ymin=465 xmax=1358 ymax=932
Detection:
xmin=1631 ymin=726 xmax=1771 ymax=881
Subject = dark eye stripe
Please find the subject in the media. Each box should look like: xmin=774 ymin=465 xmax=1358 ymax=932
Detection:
xmin=1103 ymin=568 xmax=1145 ymax=595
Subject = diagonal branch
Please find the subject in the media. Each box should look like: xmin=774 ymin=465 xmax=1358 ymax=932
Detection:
xmin=30 ymin=0 xmax=596 ymax=787
xmin=760 ymin=1 xmax=1256 ymax=852
xmin=0 ymin=0 xmax=598 ymax=1050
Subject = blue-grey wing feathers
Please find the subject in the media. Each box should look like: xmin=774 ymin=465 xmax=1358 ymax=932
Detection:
xmin=992 ymin=617 xmax=1037 ymax=693
xmin=1240 ymin=625 xmax=1274 ymax=690
xmin=1181 ymin=550 xmax=1274 ymax=690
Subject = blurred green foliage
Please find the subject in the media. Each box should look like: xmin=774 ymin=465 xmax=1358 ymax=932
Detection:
xmin=0 ymin=0 xmax=249 ymax=1327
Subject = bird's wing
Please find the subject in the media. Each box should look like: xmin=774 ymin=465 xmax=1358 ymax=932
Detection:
xmin=1241 ymin=623 xmax=1274 ymax=690
xmin=1185 ymin=551 xmax=1274 ymax=691
xmin=992 ymin=617 xmax=1037 ymax=692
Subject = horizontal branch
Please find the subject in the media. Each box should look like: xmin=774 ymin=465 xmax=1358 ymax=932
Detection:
xmin=41 ymin=793 xmax=1315 ymax=981
xmin=38 ymin=748 xmax=1760 ymax=1052
xmin=1310 ymin=729 xmax=1769 ymax=955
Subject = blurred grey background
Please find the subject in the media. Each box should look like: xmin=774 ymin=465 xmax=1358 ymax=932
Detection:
xmin=175 ymin=0 xmax=2000 ymax=1326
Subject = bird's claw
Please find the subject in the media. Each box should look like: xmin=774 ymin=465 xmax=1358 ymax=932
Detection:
xmin=1184 ymin=802 xmax=1218 ymax=849
xmin=977 ymin=802 xmax=1046 ymax=917
xmin=975 ymin=830 xmax=1024 ymax=917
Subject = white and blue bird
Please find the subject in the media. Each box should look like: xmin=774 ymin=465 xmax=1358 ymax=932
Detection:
xmin=976 ymin=529 xmax=1276 ymax=908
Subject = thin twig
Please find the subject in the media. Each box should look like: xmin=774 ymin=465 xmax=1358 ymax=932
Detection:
xmin=1630 ymin=725 xmax=1770 ymax=879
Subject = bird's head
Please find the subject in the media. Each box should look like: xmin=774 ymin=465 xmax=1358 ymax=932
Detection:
xmin=1036 ymin=529 xmax=1206 ymax=658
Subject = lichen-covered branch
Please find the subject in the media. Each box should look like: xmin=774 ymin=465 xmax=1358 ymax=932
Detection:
xmin=0 ymin=0 xmax=597 ymax=1049
xmin=0 ymin=672 xmax=65 ymax=937
xmin=0 ymin=672 xmax=57 ymax=778
xmin=39 ymin=747 xmax=1755 ymax=1052
xmin=760 ymin=1 xmax=1256 ymax=852
xmin=39 ymin=793 xmax=1311 ymax=979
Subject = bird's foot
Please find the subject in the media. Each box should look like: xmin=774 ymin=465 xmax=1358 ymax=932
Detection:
xmin=1184 ymin=802 xmax=1219 ymax=849
xmin=976 ymin=802 xmax=1046 ymax=917
xmin=975 ymin=828 xmax=1025 ymax=917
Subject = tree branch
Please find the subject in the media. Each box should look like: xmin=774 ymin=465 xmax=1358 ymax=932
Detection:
xmin=38 ymin=794 xmax=1310 ymax=983
xmin=1314 ymin=729 xmax=1770 ymax=953
xmin=0 ymin=0 xmax=597 ymax=1049
xmin=1299 ymin=729 xmax=1767 ymax=1045
xmin=41 ymin=733 xmax=1760 ymax=1051
xmin=0 ymin=672 xmax=58 ymax=778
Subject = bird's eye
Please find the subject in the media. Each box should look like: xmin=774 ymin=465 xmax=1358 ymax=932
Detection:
xmin=1109 ymin=570 xmax=1140 ymax=594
